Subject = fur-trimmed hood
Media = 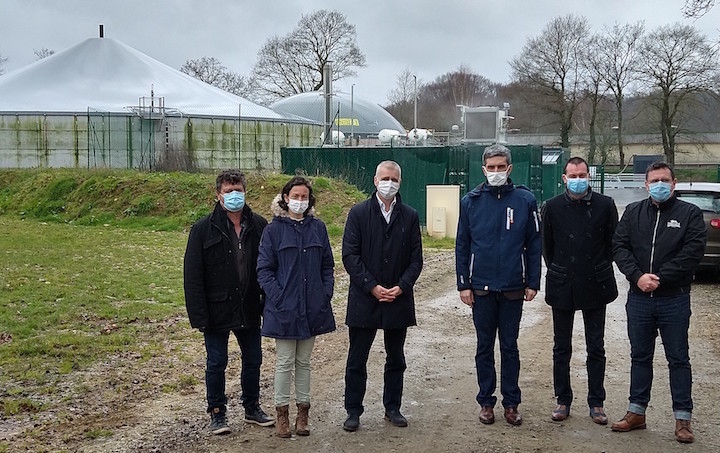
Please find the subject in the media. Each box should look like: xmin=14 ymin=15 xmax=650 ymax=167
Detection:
xmin=270 ymin=193 xmax=316 ymax=218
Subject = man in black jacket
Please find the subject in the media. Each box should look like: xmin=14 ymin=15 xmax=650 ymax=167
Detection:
xmin=611 ymin=161 xmax=706 ymax=443
xmin=341 ymin=160 xmax=423 ymax=432
xmin=184 ymin=170 xmax=274 ymax=434
xmin=541 ymin=157 xmax=618 ymax=425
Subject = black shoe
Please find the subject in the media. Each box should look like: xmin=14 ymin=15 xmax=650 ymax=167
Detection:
xmin=244 ymin=405 xmax=275 ymax=427
xmin=210 ymin=408 xmax=231 ymax=435
xmin=343 ymin=414 xmax=360 ymax=432
xmin=384 ymin=409 xmax=408 ymax=427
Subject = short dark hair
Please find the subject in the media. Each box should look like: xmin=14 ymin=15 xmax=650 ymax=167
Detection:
xmin=215 ymin=170 xmax=246 ymax=193
xmin=563 ymin=156 xmax=589 ymax=174
xmin=278 ymin=176 xmax=315 ymax=214
xmin=645 ymin=161 xmax=675 ymax=180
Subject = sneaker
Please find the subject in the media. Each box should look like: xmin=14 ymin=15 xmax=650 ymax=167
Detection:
xmin=245 ymin=405 xmax=276 ymax=427
xmin=210 ymin=408 xmax=231 ymax=435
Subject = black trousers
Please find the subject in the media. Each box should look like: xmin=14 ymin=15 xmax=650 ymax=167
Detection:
xmin=552 ymin=306 xmax=607 ymax=408
xmin=344 ymin=327 xmax=407 ymax=416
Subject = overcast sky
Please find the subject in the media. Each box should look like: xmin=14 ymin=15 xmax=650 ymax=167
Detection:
xmin=2 ymin=0 xmax=719 ymax=106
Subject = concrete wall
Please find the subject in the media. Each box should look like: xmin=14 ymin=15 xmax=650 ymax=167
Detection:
xmin=507 ymin=133 xmax=720 ymax=165
xmin=0 ymin=113 xmax=322 ymax=171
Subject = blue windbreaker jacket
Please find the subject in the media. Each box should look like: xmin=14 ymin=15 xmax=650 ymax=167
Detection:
xmin=455 ymin=180 xmax=542 ymax=292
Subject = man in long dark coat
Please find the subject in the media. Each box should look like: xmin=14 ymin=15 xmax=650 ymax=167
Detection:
xmin=341 ymin=160 xmax=423 ymax=432
xmin=541 ymin=156 xmax=618 ymax=425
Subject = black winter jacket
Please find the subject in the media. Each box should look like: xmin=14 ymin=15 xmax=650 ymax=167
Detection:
xmin=184 ymin=202 xmax=268 ymax=331
xmin=541 ymin=189 xmax=618 ymax=310
xmin=342 ymin=192 xmax=423 ymax=329
xmin=613 ymin=195 xmax=706 ymax=297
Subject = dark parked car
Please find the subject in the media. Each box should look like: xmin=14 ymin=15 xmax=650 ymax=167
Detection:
xmin=674 ymin=182 xmax=720 ymax=275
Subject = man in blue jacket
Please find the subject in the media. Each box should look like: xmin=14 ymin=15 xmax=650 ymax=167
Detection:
xmin=611 ymin=161 xmax=706 ymax=443
xmin=455 ymin=144 xmax=542 ymax=426
xmin=341 ymin=160 xmax=423 ymax=432
xmin=184 ymin=170 xmax=274 ymax=435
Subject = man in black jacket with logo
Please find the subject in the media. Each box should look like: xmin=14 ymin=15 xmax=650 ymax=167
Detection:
xmin=184 ymin=170 xmax=274 ymax=434
xmin=542 ymin=156 xmax=618 ymax=426
xmin=611 ymin=161 xmax=706 ymax=443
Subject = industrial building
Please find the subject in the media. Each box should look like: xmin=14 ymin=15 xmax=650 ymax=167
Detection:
xmin=0 ymin=30 xmax=321 ymax=170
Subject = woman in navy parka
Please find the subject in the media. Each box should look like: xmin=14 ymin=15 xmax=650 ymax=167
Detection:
xmin=256 ymin=176 xmax=335 ymax=438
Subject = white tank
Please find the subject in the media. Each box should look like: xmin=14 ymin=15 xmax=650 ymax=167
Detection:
xmin=378 ymin=128 xmax=402 ymax=144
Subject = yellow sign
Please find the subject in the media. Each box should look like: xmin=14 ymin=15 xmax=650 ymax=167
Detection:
xmin=335 ymin=118 xmax=359 ymax=126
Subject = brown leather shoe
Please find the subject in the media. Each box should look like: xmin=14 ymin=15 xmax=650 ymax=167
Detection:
xmin=589 ymin=406 xmax=608 ymax=425
xmin=675 ymin=419 xmax=694 ymax=443
xmin=551 ymin=404 xmax=569 ymax=421
xmin=479 ymin=406 xmax=495 ymax=424
xmin=611 ymin=412 xmax=646 ymax=432
xmin=504 ymin=406 xmax=522 ymax=426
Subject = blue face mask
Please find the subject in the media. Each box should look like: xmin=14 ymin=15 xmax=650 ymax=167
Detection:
xmin=648 ymin=181 xmax=672 ymax=203
xmin=566 ymin=177 xmax=589 ymax=195
xmin=222 ymin=190 xmax=245 ymax=212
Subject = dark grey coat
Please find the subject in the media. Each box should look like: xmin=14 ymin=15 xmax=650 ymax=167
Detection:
xmin=541 ymin=190 xmax=619 ymax=310
xmin=342 ymin=192 xmax=423 ymax=329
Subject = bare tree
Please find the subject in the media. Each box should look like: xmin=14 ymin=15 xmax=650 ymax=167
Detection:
xmin=423 ymin=65 xmax=496 ymax=107
xmin=180 ymin=57 xmax=250 ymax=97
xmin=251 ymin=9 xmax=366 ymax=103
xmin=510 ymin=14 xmax=591 ymax=147
xmin=598 ymin=22 xmax=645 ymax=166
xmin=683 ymin=0 xmax=716 ymax=17
xmin=637 ymin=23 xmax=720 ymax=164
xmin=386 ymin=68 xmax=420 ymax=129
xmin=579 ymin=35 xmax=609 ymax=165
xmin=0 ymin=53 xmax=7 ymax=75
xmin=387 ymin=68 xmax=417 ymax=105
xmin=34 ymin=48 xmax=55 ymax=60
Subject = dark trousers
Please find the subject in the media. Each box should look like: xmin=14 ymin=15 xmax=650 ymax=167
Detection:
xmin=344 ymin=327 xmax=408 ymax=416
xmin=552 ymin=306 xmax=607 ymax=408
xmin=204 ymin=327 xmax=262 ymax=413
xmin=472 ymin=291 xmax=523 ymax=408
xmin=626 ymin=292 xmax=693 ymax=416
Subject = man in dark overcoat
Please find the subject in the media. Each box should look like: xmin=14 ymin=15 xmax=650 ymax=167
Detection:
xmin=541 ymin=156 xmax=618 ymax=425
xmin=341 ymin=160 xmax=423 ymax=432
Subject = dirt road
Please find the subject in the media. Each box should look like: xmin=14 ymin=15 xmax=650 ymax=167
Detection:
xmin=69 ymin=248 xmax=720 ymax=453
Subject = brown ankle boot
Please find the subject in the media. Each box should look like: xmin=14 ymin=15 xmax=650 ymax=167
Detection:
xmin=675 ymin=419 xmax=694 ymax=443
xmin=295 ymin=402 xmax=310 ymax=436
xmin=611 ymin=411 xmax=646 ymax=432
xmin=275 ymin=405 xmax=291 ymax=438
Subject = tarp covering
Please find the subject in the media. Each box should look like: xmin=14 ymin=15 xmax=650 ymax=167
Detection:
xmin=0 ymin=37 xmax=285 ymax=119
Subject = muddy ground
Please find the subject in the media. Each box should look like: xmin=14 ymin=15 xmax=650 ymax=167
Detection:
xmin=5 ymin=248 xmax=715 ymax=453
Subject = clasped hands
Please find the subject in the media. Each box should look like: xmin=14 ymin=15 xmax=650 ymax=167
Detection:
xmin=372 ymin=285 xmax=403 ymax=302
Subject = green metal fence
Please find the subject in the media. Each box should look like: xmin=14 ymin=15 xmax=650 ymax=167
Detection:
xmin=281 ymin=144 xmax=560 ymax=226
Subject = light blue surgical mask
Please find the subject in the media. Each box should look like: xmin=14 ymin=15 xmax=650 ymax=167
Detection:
xmin=222 ymin=190 xmax=245 ymax=212
xmin=566 ymin=177 xmax=589 ymax=195
xmin=648 ymin=181 xmax=672 ymax=203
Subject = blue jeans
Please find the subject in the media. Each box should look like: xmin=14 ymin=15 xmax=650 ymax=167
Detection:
xmin=344 ymin=327 xmax=407 ymax=416
xmin=472 ymin=291 xmax=523 ymax=408
xmin=626 ymin=292 xmax=693 ymax=419
xmin=204 ymin=328 xmax=262 ymax=413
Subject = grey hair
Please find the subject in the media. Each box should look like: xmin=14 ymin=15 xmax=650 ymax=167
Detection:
xmin=482 ymin=144 xmax=512 ymax=166
xmin=375 ymin=160 xmax=402 ymax=180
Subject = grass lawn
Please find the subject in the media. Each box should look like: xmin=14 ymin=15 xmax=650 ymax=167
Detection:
xmin=0 ymin=217 xmax=188 ymax=409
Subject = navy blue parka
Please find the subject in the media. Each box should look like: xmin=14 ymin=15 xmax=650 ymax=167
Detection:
xmin=257 ymin=195 xmax=336 ymax=340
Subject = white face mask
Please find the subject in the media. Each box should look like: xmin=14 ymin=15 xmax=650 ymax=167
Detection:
xmin=485 ymin=170 xmax=508 ymax=187
xmin=287 ymin=199 xmax=309 ymax=215
xmin=377 ymin=180 xmax=400 ymax=199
